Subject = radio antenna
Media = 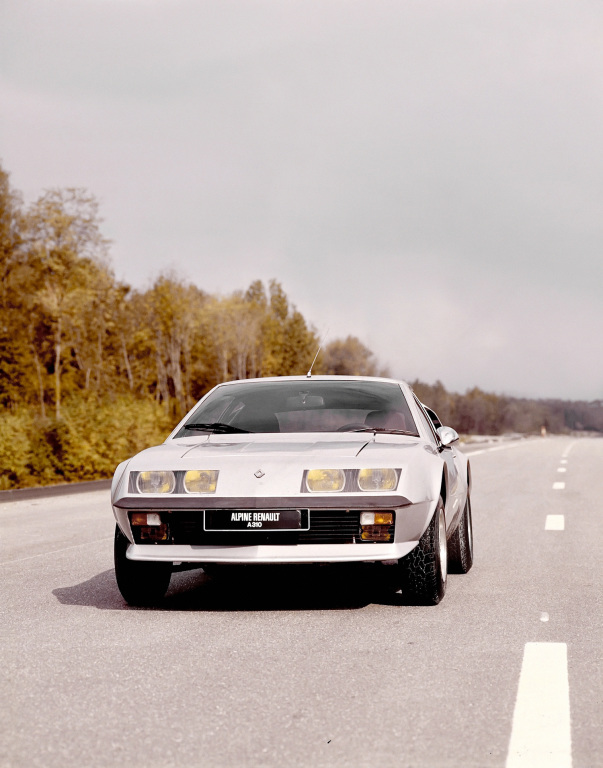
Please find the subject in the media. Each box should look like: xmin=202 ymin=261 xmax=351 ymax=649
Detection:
xmin=306 ymin=327 xmax=329 ymax=378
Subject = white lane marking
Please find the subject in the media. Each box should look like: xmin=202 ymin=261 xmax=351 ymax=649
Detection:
xmin=506 ymin=643 xmax=572 ymax=768
xmin=557 ymin=467 xmax=567 ymax=473
xmin=560 ymin=459 xmax=568 ymax=464
xmin=3 ymin=537 xmax=113 ymax=565
xmin=540 ymin=612 xmax=549 ymax=622
xmin=552 ymin=482 xmax=565 ymax=490
xmin=545 ymin=515 xmax=565 ymax=531
xmin=561 ymin=443 xmax=576 ymax=458
xmin=464 ymin=442 xmax=522 ymax=457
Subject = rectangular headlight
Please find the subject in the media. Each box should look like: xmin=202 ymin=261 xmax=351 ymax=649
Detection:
xmin=358 ymin=468 xmax=398 ymax=492
xmin=305 ymin=469 xmax=346 ymax=493
xmin=136 ymin=471 xmax=176 ymax=494
xmin=184 ymin=470 xmax=219 ymax=494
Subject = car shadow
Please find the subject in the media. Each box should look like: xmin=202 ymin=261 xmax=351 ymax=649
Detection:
xmin=52 ymin=563 xmax=413 ymax=612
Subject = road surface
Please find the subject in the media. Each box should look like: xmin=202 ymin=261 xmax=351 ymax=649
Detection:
xmin=2 ymin=436 xmax=602 ymax=767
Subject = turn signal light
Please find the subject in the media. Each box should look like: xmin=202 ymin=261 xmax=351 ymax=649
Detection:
xmin=359 ymin=511 xmax=394 ymax=542
xmin=131 ymin=512 xmax=162 ymax=526
xmin=138 ymin=524 xmax=169 ymax=542
xmin=360 ymin=512 xmax=393 ymax=525
xmin=360 ymin=526 xmax=393 ymax=542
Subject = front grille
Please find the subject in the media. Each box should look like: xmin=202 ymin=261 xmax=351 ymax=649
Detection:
xmin=131 ymin=510 xmax=395 ymax=545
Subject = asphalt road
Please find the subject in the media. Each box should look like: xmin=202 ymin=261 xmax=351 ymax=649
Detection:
xmin=2 ymin=436 xmax=602 ymax=768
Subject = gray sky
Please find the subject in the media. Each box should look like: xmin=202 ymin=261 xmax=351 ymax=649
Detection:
xmin=2 ymin=0 xmax=602 ymax=400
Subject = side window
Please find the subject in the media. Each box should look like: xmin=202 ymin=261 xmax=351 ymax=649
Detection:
xmin=413 ymin=397 xmax=438 ymax=445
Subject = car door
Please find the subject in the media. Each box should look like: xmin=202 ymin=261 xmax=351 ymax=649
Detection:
xmin=413 ymin=397 xmax=463 ymax=524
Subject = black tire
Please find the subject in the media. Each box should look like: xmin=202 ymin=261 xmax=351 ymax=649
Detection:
xmin=448 ymin=496 xmax=473 ymax=574
xmin=114 ymin=525 xmax=172 ymax=606
xmin=399 ymin=498 xmax=447 ymax=605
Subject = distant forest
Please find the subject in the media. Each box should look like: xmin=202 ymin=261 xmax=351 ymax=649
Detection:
xmin=1 ymin=162 xmax=601 ymax=489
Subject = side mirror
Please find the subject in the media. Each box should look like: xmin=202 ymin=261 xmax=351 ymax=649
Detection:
xmin=437 ymin=426 xmax=459 ymax=447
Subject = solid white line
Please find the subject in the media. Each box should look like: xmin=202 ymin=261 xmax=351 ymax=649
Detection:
xmin=552 ymin=482 xmax=565 ymax=490
xmin=3 ymin=537 xmax=113 ymax=565
xmin=557 ymin=467 xmax=567 ymax=473
xmin=545 ymin=514 xmax=565 ymax=531
xmin=464 ymin=442 xmax=522 ymax=457
xmin=506 ymin=643 xmax=572 ymax=768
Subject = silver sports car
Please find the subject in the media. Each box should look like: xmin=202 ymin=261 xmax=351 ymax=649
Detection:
xmin=111 ymin=376 xmax=473 ymax=606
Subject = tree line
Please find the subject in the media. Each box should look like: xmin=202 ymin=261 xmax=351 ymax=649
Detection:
xmin=410 ymin=380 xmax=603 ymax=436
xmin=1 ymin=162 xmax=601 ymax=488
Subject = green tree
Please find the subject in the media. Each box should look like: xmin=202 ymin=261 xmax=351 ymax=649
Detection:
xmin=24 ymin=189 xmax=109 ymax=418
xmin=0 ymin=162 xmax=28 ymax=410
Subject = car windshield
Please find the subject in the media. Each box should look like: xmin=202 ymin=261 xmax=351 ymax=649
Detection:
xmin=176 ymin=380 xmax=419 ymax=436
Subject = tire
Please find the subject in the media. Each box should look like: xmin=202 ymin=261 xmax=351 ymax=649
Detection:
xmin=114 ymin=525 xmax=172 ymax=606
xmin=399 ymin=498 xmax=447 ymax=605
xmin=448 ymin=496 xmax=473 ymax=574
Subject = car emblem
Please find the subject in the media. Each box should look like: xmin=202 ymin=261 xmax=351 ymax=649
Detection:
xmin=254 ymin=469 xmax=265 ymax=479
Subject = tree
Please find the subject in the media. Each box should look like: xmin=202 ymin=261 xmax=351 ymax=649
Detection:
xmin=23 ymin=189 xmax=109 ymax=419
xmin=0 ymin=163 xmax=28 ymax=409
xmin=320 ymin=335 xmax=384 ymax=376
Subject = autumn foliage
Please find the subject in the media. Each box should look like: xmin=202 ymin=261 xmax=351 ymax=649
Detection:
xmin=0 ymin=165 xmax=388 ymax=488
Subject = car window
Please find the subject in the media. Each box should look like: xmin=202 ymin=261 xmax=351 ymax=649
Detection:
xmin=176 ymin=380 xmax=420 ymax=435
xmin=413 ymin=397 xmax=439 ymax=444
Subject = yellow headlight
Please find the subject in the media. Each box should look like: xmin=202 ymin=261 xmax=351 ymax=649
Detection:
xmin=184 ymin=470 xmax=219 ymax=494
xmin=136 ymin=470 xmax=175 ymax=494
xmin=306 ymin=469 xmax=345 ymax=493
xmin=358 ymin=468 xmax=398 ymax=492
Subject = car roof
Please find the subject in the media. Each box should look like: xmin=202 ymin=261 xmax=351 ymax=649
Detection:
xmin=214 ymin=375 xmax=411 ymax=387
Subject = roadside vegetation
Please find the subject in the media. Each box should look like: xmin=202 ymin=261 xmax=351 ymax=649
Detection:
xmin=1 ymin=161 xmax=601 ymax=489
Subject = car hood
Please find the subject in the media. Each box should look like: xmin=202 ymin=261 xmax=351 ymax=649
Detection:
xmin=124 ymin=433 xmax=422 ymax=469
xmin=180 ymin=437 xmax=371 ymax=459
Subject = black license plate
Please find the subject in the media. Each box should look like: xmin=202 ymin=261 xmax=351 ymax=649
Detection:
xmin=204 ymin=509 xmax=309 ymax=531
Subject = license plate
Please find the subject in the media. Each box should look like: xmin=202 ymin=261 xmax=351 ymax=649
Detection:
xmin=204 ymin=509 xmax=309 ymax=531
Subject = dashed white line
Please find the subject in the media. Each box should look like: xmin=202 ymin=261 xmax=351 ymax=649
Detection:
xmin=545 ymin=514 xmax=565 ymax=531
xmin=561 ymin=443 xmax=576 ymax=459
xmin=560 ymin=459 xmax=568 ymax=464
xmin=557 ymin=467 xmax=567 ymax=473
xmin=506 ymin=643 xmax=572 ymax=768
xmin=552 ymin=482 xmax=565 ymax=490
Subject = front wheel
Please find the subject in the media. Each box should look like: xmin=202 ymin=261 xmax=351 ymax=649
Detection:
xmin=399 ymin=499 xmax=447 ymax=605
xmin=448 ymin=496 xmax=473 ymax=574
xmin=114 ymin=525 xmax=172 ymax=606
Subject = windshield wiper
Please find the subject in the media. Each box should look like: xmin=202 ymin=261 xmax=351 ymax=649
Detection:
xmin=343 ymin=427 xmax=418 ymax=436
xmin=183 ymin=422 xmax=250 ymax=434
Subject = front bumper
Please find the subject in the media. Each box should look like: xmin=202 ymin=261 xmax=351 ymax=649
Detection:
xmin=126 ymin=541 xmax=420 ymax=564
xmin=112 ymin=494 xmax=435 ymax=564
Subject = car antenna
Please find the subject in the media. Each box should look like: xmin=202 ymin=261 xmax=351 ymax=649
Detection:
xmin=306 ymin=327 xmax=329 ymax=378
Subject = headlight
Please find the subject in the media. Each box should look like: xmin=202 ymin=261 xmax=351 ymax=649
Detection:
xmin=184 ymin=469 xmax=219 ymax=494
xmin=357 ymin=468 xmax=398 ymax=492
xmin=136 ymin=470 xmax=175 ymax=494
xmin=306 ymin=469 xmax=345 ymax=493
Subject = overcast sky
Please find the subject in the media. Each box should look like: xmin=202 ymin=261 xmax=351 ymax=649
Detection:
xmin=1 ymin=0 xmax=602 ymax=400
